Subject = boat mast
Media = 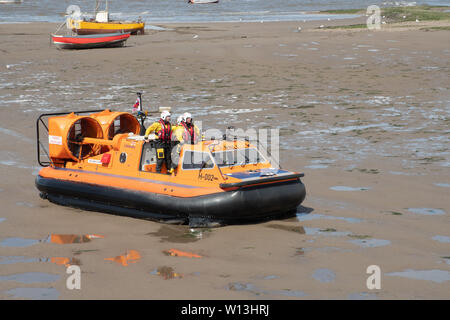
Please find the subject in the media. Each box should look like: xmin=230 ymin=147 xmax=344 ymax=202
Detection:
xmin=94 ymin=0 xmax=100 ymax=15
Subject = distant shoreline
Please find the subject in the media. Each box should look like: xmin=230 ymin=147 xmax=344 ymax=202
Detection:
xmin=0 ymin=12 xmax=361 ymax=25
xmin=1 ymin=4 xmax=448 ymax=26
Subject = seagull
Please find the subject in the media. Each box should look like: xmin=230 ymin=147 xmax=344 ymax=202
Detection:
xmin=193 ymin=34 xmax=198 ymax=39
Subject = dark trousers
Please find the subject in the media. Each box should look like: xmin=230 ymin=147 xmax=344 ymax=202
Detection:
xmin=156 ymin=141 xmax=172 ymax=173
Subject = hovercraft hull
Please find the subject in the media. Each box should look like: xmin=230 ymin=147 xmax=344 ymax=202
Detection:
xmin=35 ymin=174 xmax=305 ymax=227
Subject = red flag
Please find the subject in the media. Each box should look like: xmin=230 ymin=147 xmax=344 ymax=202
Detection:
xmin=132 ymin=96 xmax=141 ymax=113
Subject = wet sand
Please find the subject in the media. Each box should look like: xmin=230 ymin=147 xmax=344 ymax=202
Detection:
xmin=0 ymin=17 xmax=449 ymax=299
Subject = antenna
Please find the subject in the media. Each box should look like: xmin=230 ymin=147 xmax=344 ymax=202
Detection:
xmin=94 ymin=0 xmax=100 ymax=15
xmin=135 ymin=92 xmax=147 ymax=135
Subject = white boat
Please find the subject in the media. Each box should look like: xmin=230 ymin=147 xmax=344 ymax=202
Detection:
xmin=189 ymin=0 xmax=219 ymax=4
xmin=67 ymin=0 xmax=145 ymax=35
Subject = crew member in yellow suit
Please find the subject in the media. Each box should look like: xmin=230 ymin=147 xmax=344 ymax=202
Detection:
xmin=144 ymin=111 xmax=173 ymax=174
xmin=176 ymin=112 xmax=200 ymax=144
xmin=171 ymin=112 xmax=201 ymax=170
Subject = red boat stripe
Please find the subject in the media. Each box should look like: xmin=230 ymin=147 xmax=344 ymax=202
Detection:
xmin=52 ymin=34 xmax=129 ymax=44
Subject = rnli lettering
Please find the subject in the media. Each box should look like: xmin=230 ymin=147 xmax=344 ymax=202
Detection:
xmin=198 ymin=172 xmax=217 ymax=181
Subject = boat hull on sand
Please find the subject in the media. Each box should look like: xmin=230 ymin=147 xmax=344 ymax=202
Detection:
xmin=67 ymin=18 xmax=145 ymax=35
xmin=51 ymin=32 xmax=130 ymax=49
xmin=189 ymin=0 xmax=219 ymax=4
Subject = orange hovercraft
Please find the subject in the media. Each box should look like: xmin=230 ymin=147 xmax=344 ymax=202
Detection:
xmin=35 ymin=107 xmax=306 ymax=227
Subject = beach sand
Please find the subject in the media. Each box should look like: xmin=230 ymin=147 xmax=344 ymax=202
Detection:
xmin=0 ymin=17 xmax=449 ymax=299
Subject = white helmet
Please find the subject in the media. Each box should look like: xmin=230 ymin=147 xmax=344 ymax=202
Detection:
xmin=182 ymin=112 xmax=192 ymax=123
xmin=177 ymin=115 xmax=183 ymax=125
xmin=161 ymin=110 xmax=171 ymax=121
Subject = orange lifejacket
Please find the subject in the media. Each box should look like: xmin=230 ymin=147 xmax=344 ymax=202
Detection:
xmin=157 ymin=119 xmax=172 ymax=142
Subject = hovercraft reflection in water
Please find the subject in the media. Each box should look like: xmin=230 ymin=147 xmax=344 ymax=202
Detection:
xmin=0 ymin=234 xmax=104 ymax=247
xmin=105 ymin=250 xmax=141 ymax=266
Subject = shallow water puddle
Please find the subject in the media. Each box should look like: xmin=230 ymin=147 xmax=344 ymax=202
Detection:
xmin=312 ymin=268 xmax=336 ymax=283
xmin=151 ymin=266 xmax=183 ymax=280
xmin=390 ymin=171 xmax=417 ymax=176
xmin=0 ymin=255 xmax=80 ymax=267
xmin=0 ymin=256 xmax=38 ymax=265
xmin=386 ymin=269 xmax=450 ymax=283
xmin=148 ymin=225 xmax=212 ymax=243
xmin=271 ymin=289 xmax=307 ymax=298
xmin=348 ymin=238 xmax=391 ymax=248
xmin=330 ymin=186 xmax=370 ymax=191
xmin=296 ymin=213 xmax=361 ymax=224
xmin=434 ymin=183 xmax=450 ymax=188
xmin=347 ymin=292 xmax=378 ymax=300
xmin=0 ymin=272 xmax=60 ymax=284
xmin=432 ymin=235 xmax=450 ymax=243
xmin=105 ymin=250 xmax=141 ymax=266
xmin=227 ymin=282 xmax=306 ymax=298
xmin=15 ymin=201 xmax=35 ymax=208
xmin=305 ymin=164 xmax=328 ymax=169
xmin=163 ymin=249 xmax=202 ymax=258
xmin=407 ymin=208 xmax=445 ymax=216
xmin=262 ymin=275 xmax=280 ymax=280
xmin=304 ymin=227 xmax=351 ymax=237
xmin=1 ymin=237 xmax=41 ymax=248
xmin=5 ymin=287 xmax=59 ymax=300
xmin=0 ymin=234 xmax=104 ymax=247
xmin=312 ymin=246 xmax=352 ymax=253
